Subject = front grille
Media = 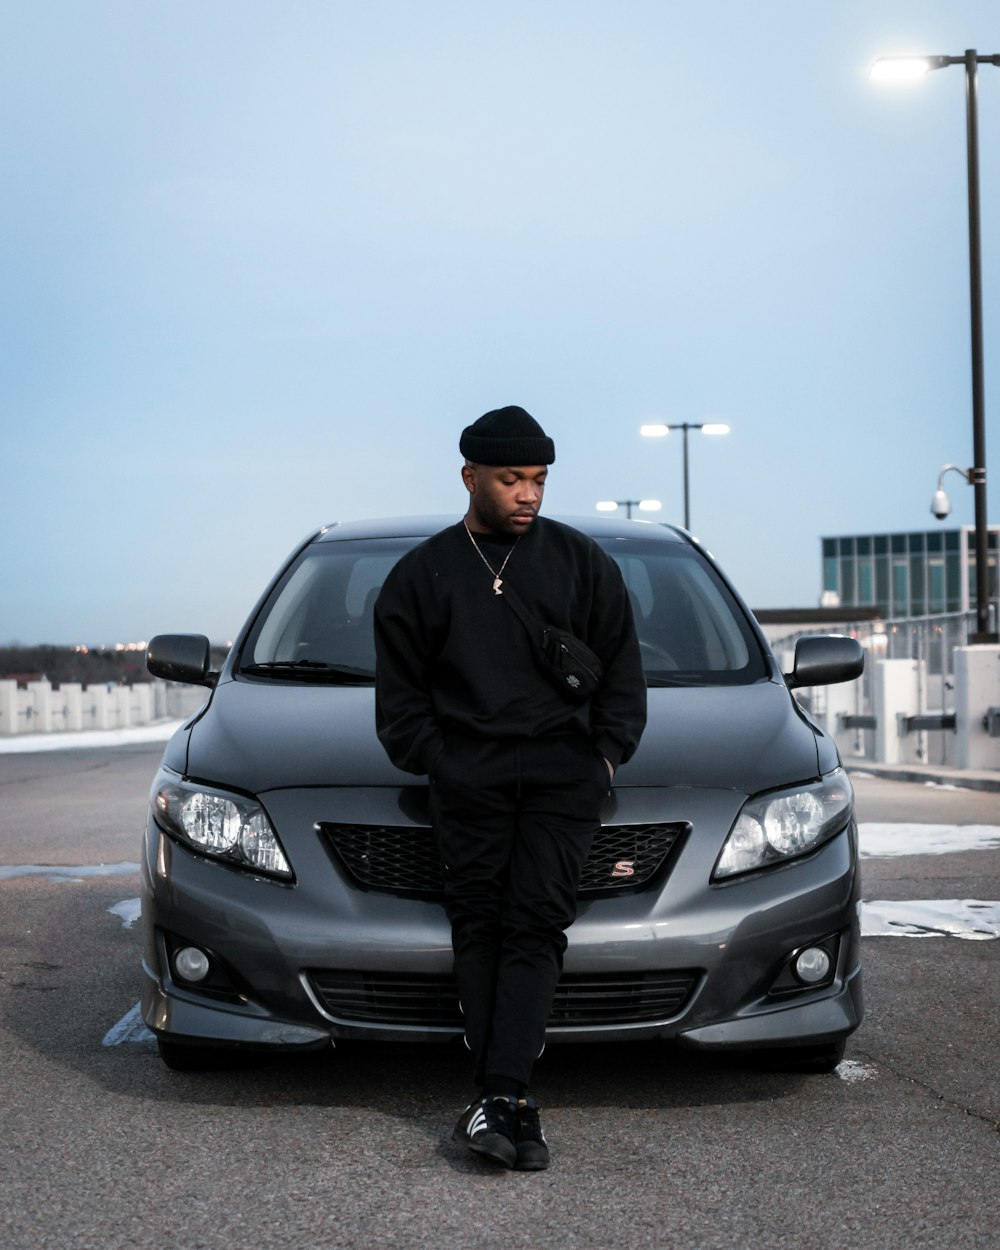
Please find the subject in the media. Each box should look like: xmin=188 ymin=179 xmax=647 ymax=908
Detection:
xmin=307 ymin=969 xmax=700 ymax=1028
xmin=320 ymin=822 xmax=685 ymax=898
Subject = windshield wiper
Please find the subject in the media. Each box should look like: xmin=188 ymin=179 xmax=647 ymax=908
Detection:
xmin=240 ymin=660 xmax=375 ymax=683
xmin=645 ymin=674 xmax=708 ymax=688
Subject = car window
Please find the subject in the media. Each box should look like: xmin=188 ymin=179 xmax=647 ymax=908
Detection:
xmin=240 ymin=539 xmax=420 ymax=677
xmin=239 ymin=534 xmax=766 ymax=687
xmin=603 ymin=540 xmax=767 ymax=685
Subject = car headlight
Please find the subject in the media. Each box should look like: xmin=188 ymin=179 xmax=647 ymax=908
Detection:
xmin=152 ymin=772 xmax=293 ymax=880
xmin=713 ymin=768 xmax=853 ymax=881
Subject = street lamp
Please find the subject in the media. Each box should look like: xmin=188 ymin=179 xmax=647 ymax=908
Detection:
xmin=596 ymin=498 xmax=662 ymax=520
xmin=872 ymin=48 xmax=999 ymax=642
xmin=639 ymin=422 xmax=730 ymax=530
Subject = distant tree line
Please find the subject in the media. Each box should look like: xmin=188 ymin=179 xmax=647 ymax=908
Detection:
xmin=0 ymin=645 xmax=154 ymax=686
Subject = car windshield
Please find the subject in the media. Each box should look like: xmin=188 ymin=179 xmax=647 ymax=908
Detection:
xmin=601 ymin=537 xmax=767 ymax=686
xmin=237 ymin=534 xmax=768 ymax=687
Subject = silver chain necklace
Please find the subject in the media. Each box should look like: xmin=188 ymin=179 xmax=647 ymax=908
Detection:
xmin=463 ymin=521 xmax=521 ymax=596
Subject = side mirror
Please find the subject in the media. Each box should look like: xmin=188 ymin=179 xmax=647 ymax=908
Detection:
xmin=785 ymin=635 xmax=864 ymax=689
xmin=146 ymin=634 xmax=215 ymax=687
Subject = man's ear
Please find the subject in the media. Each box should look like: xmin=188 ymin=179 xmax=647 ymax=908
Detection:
xmin=461 ymin=463 xmax=477 ymax=494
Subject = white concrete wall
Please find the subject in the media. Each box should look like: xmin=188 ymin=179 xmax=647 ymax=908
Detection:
xmin=0 ymin=678 xmax=205 ymax=738
xmin=954 ymin=646 xmax=1000 ymax=770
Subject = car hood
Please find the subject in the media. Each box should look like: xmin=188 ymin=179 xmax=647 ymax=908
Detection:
xmin=179 ymin=676 xmax=820 ymax=797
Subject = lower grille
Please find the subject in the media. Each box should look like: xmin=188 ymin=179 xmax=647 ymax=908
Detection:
xmin=307 ymin=969 xmax=699 ymax=1028
xmin=320 ymin=822 xmax=685 ymax=898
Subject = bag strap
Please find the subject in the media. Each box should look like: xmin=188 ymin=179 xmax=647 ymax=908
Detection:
xmin=496 ymin=579 xmax=544 ymax=642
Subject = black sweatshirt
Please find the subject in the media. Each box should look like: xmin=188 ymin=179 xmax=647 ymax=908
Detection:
xmin=373 ymin=517 xmax=647 ymax=776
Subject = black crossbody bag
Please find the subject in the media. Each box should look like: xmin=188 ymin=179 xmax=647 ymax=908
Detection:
xmin=500 ymin=582 xmax=604 ymax=703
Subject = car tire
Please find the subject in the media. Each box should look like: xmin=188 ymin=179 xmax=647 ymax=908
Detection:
xmin=156 ymin=1038 xmax=237 ymax=1072
xmin=752 ymin=1039 xmax=846 ymax=1074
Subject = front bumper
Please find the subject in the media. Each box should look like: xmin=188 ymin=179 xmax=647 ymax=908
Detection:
xmin=140 ymin=783 xmax=863 ymax=1054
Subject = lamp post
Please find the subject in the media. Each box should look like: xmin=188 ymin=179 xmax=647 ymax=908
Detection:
xmin=872 ymin=49 xmax=1000 ymax=642
xmin=596 ymin=498 xmax=662 ymax=520
xmin=639 ymin=422 xmax=730 ymax=530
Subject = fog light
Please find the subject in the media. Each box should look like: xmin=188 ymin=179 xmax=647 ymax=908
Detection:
xmin=174 ymin=946 xmax=211 ymax=983
xmin=794 ymin=946 xmax=832 ymax=985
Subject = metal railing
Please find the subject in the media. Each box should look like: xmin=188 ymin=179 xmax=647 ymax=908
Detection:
xmin=768 ymin=611 xmax=978 ymax=767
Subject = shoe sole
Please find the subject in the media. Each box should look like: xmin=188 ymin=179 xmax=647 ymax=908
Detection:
xmin=453 ymin=1128 xmax=516 ymax=1169
xmin=515 ymin=1149 xmax=550 ymax=1171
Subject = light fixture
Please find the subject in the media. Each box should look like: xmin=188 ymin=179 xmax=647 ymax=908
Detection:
xmin=869 ymin=56 xmax=944 ymax=82
xmin=596 ymin=499 xmax=662 ymax=519
xmin=639 ymin=421 xmax=731 ymax=529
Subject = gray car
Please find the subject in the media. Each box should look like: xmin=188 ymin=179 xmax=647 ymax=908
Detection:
xmin=141 ymin=515 xmax=864 ymax=1073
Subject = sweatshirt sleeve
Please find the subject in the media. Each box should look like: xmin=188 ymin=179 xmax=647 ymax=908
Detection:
xmin=586 ymin=550 xmax=648 ymax=770
xmin=373 ymin=558 xmax=445 ymax=776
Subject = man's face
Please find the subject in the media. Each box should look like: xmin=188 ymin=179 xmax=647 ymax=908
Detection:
xmin=462 ymin=463 xmax=548 ymax=537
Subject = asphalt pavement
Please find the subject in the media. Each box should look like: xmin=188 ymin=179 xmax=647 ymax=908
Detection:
xmin=0 ymin=744 xmax=997 ymax=1250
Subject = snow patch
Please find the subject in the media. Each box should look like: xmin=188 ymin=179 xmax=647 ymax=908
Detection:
xmin=836 ymin=1060 xmax=877 ymax=1083
xmin=859 ymin=823 xmax=1000 ymax=857
xmin=108 ymin=898 xmax=142 ymax=928
xmin=862 ymin=899 xmax=1000 ymax=940
xmin=102 ymin=1002 xmax=155 ymax=1047
xmin=0 ymin=862 xmax=141 ymax=881
xmin=0 ymin=720 xmax=185 ymax=754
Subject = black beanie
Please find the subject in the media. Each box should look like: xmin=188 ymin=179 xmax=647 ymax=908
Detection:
xmin=459 ymin=405 xmax=556 ymax=466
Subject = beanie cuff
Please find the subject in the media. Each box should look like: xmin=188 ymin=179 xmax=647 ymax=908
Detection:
xmin=459 ymin=432 xmax=555 ymax=466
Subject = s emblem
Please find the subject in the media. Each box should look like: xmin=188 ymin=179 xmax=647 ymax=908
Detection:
xmin=611 ymin=860 xmax=635 ymax=878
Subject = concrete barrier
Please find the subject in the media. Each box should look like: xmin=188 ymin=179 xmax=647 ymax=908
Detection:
xmin=0 ymin=678 xmax=206 ymax=738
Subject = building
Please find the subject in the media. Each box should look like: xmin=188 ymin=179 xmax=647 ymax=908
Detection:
xmin=821 ymin=526 xmax=999 ymax=620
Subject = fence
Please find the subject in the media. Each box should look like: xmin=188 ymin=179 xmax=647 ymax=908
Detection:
xmin=0 ymin=678 xmax=207 ymax=738
xmin=765 ymin=611 xmax=999 ymax=771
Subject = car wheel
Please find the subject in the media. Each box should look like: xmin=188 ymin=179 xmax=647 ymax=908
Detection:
xmin=156 ymin=1038 xmax=237 ymax=1072
xmin=753 ymin=1039 xmax=846 ymax=1074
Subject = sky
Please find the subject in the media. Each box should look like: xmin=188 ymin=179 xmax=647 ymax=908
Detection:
xmin=2 ymin=0 xmax=999 ymax=645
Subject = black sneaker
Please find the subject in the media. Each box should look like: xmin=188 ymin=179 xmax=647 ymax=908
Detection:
xmin=514 ymin=1096 xmax=549 ymax=1171
xmin=452 ymin=1096 xmax=517 ymax=1168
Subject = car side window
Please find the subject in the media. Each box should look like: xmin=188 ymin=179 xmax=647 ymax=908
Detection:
xmin=610 ymin=544 xmax=764 ymax=684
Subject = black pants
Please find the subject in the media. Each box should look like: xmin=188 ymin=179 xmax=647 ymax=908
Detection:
xmin=430 ymin=733 xmax=608 ymax=1088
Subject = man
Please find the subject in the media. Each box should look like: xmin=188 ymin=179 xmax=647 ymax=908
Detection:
xmin=373 ymin=405 xmax=646 ymax=1171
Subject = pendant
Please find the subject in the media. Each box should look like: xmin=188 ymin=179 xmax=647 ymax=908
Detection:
xmin=493 ymin=577 xmax=503 ymax=595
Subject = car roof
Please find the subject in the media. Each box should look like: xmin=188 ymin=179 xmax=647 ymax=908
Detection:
xmin=313 ymin=515 xmax=690 ymax=545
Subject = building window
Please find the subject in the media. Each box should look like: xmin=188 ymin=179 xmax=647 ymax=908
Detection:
xmin=876 ymin=555 xmax=890 ymax=614
xmin=858 ymin=558 xmax=875 ymax=605
xmin=910 ymin=555 xmax=926 ymax=614
xmin=841 ymin=557 xmax=855 ymax=604
xmin=946 ymin=553 xmax=962 ymax=612
xmin=929 ymin=559 xmax=945 ymax=612
xmin=893 ymin=559 xmax=909 ymax=613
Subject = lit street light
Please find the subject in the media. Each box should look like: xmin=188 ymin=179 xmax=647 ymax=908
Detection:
xmin=596 ymin=498 xmax=662 ymax=520
xmin=639 ymin=422 xmax=730 ymax=530
xmin=872 ymin=48 xmax=999 ymax=642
